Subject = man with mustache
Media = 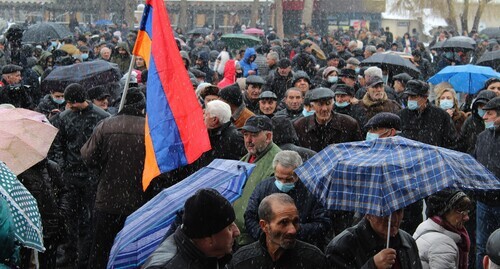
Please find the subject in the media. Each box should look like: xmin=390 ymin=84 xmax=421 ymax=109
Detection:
xmin=229 ymin=193 xmax=327 ymax=268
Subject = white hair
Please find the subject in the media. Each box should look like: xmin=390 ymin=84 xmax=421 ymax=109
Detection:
xmin=365 ymin=66 xmax=383 ymax=79
xmin=272 ymin=150 xmax=303 ymax=169
xmin=205 ymin=100 xmax=231 ymax=124
xmin=490 ymin=260 xmax=500 ymax=269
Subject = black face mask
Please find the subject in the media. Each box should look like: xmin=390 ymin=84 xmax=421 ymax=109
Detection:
xmin=236 ymin=72 xmax=243 ymax=78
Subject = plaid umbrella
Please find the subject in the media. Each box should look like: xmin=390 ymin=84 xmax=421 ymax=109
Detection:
xmin=107 ymin=159 xmax=255 ymax=269
xmin=295 ymin=136 xmax=500 ymax=218
xmin=0 ymin=162 xmax=44 ymax=252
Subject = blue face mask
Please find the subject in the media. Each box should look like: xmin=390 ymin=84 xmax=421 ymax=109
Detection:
xmin=477 ymin=108 xmax=486 ymax=117
xmin=439 ymin=99 xmax=454 ymax=110
xmin=485 ymin=121 xmax=495 ymax=129
xmin=81 ymin=53 xmax=89 ymax=60
xmin=274 ymin=180 xmax=295 ymax=193
xmin=302 ymin=108 xmax=315 ymax=117
xmin=328 ymin=76 xmax=338 ymax=83
xmin=355 ymin=67 xmax=361 ymax=74
xmin=382 ymin=75 xmax=389 ymax=84
xmin=365 ymin=132 xmax=380 ymax=141
xmin=407 ymin=100 xmax=419 ymax=110
xmin=51 ymin=41 xmax=58 ymax=47
xmin=52 ymin=97 xmax=65 ymax=104
xmin=335 ymin=101 xmax=349 ymax=108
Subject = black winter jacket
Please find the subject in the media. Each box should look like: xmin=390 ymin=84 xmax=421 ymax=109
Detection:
xmin=474 ymin=126 xmax=500 ymax=206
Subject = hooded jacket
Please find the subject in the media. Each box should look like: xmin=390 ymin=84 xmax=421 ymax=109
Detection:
xmin=196 ymin=51 xmax=217 ymax=84
xmin=111 ymin=42 xmax=131 ymax=75
xmin=217 ymin=59 xmax=237 ymax=89
xmin=239 ymin=48 xmax=258 ymax=77
xmin=32 ymin=51 xmax=52 ymax=76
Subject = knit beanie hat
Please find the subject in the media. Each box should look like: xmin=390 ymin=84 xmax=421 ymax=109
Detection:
xmin=182 ymin=188 xmax=235 ymax=238
xmin=123 ymin=87 xmax=146 ymax=110
xmin=64 ymin=83 xmax=87 ymax=103
xmin=218 ymin=83 xmax=243 ymax=106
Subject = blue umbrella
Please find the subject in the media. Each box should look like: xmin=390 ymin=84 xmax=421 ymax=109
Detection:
xmin=0 ymin=162 xmax=44 ymax=252
xmin=94 ymin=19 xmax=114 ymax=26
xmin=107 ymin=159 xmax=255 ymax=269
xmin=295 ymin=136 xmax=500 ymax=247
xmin=428 ymin=64 xmax=500 ymax=94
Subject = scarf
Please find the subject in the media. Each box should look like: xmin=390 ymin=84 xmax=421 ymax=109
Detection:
xmin=431 ymin=216 xmax=470 ymax=269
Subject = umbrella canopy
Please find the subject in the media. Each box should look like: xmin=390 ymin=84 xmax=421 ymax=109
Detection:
xmin=0 ymin=108 xmax=58 ymax=175
xmin=480 ymin=27 xmax=500 ymax=38
xmin=300 ymin=39 xmax=326 ymax=60
xmin=476 ymin=50 xmax=500 ymax=71
xmin=431 ymin=37 xmax=475 ymax=51
xmin=187 ymin=27 xmax=212 ymax=36
xmin=0 ymin=162 xmax=44 ymax=252
xmin=22 ymin=22 xmax=72 ymax=43
xmin=295 ymin=136 xmax=500 ymax=218
xmin=428 ymin=64 xmax=500 ymax=94
xmin=243 ymin=28 xmax=265 ymax=36
xmin=41 ymin=60 xmax=121 ymax=93
xmin=94 ymin=19 xmax=114 ymax=26
xmin=220 ymin=34 xmax=262 ymax=50
xmin=361 ymin=52 xmax=420 ymax=78
xmin=107 ymin=159 xmax=255 ymax=269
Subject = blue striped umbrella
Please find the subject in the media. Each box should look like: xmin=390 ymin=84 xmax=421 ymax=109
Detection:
xmin=0 ymin=162 xmax=44 ymax=252
xmin=295 ymin=136 xmax=500 ymax=218
xmin=107 ymin=159 xmax=255 ymax=269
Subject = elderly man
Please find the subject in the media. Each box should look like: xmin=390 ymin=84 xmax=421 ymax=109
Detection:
xmin=233 ymin=115 xmax=281 ymax=245
xmin=292 ymin=71 xmax=312 ymax=95
xmin=364 ymin=45 xmax=377 ymax=59
xmin=243 ymin=75 xmax=266 ymax=114
xmin=258 ymin=91 xmax=278 ymax=118
xmin=352 ymin=75 xmax=401 ymax=129
xmin=264 ymin=58 xmax=294 ymax=101
xmin=398 ymin=80 xmax=457 ymax=149
xmin=274 ymin=87 xmax=304 ymax=122
xmin=474 ymin=97 xmax=500 ymax=269
xmin=266 ymin=51 xmax=279 ymax=76
xmin=326 ymin=209 xmax=422 ymax=269
xmin=143 ymin=189 xmax=240 ymax=269
xmin=99 ymin=47 xmax=112 ymax=61
xmin=483 ymin=229 xmax=500 ymax=269
xmin=0 ymin=64 xmax=33 ymax=108
xmin=332 ymin=84 xmax=364 ymax=125
xmin=229 ymin=193 xmax=328 ymax=269
xmin=245 ymin=150 xmax=331 ymax=248
xmin=355 ymin=66 xmax=398 ymax=101
xmin=294 ymin=87 xmax=362 ymax=152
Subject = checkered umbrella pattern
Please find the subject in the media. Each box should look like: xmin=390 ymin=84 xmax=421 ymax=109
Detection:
xmin=295 ymin=136 xmax=500 ymax=217
xmin=0 ymin=162 xmax=44 ymax=251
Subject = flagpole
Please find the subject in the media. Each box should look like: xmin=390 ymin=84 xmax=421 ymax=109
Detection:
xmin=118 ymin=54 xmax=137 ymax=112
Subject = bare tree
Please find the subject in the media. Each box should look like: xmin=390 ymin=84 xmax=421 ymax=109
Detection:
xmin=472 ymin=0 xmax=493 ymax=31
xmin=250 ymin=0 xmax=260 ymax=28
xmin=460 ymin=0 xmax=470 ymax=34
xmin=276 ymin=0 xmax=284 ymax=39
xmin=179 ymin=0 xmax=188 ymax=32
xmin=302 ymin=0 xmax=314 ymax=27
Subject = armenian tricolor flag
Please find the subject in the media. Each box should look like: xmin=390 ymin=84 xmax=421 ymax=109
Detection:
xmin=133 ymin=0 xmax=211 ymax=190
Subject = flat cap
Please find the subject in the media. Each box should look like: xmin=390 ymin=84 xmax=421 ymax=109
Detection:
xmin=239 ymin=115 xmax=273 ymax=133
xmin=332 ymin=84 xmax=355 ymax=96
xmin=339 ymin=68 xmax=356 ymax=79
xmin=486 ymin=228 xmax=500 ymax=265
xmin=392 ymin=73 xmax=412 ymax=85
xmin=323 ymin=66 xmax=339 ymax=79
xmin=246 ymin=75 xmax=265 ymax=85
xmin=483 ymin=96 xmax=500 ymax=110
xmin=404 ymin=80 xmax=429 ymax=96
xmin=2 ymin=64 xmax=23 ymax=75
xmin=309 ymin=87 xmax=334 ymax=101
xmin=364 ymin=112 xmax=401 ymax=130
xmin=258 ymin=91 xmax=277 ymax=100
xmin=278 ymin=58 xmax=292 ymax=68
xmin=88 ymin=86 xmax=110 ymax=100
xmin=366 ymin=76 xmax=384 ymax=88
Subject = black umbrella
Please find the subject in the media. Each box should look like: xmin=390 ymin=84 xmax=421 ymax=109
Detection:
xmin=41 ymin=60 xmax=121 ymax=93
xmin=22 ymin=22 xmax=72 ymax=43
xmin=187 ymin=27 xmax=212 ymax=36
xmin=431 ymin=36 xmax=475 ymax=51
xmin=476 ymin=50 xmax=500 ymax=71
xmin=480 ymin=27 xmax=500 ymax=38
xmin=361 ymin=52 xmax=421 ymax=78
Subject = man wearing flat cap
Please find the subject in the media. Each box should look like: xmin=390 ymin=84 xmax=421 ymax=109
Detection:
xmin=332 ymin=83 xmax=364 ymax=125
xmin=0 ymin=64 xmax=33 ymax=108
xmin=339 ymin=68 xmax=357 ymax=88
xmin=258 ymin=91 xmax=278 ymax=118
xmin=398 ymin=79 xmax=457 ymax=149
xmin=294 ymin=87 xmax=362 ymax=152
xmin=364 ymin=112 xmax=401 ymax=141
xmin=263 ymin=58 xmax=294 ymax=101
xmin=143 ymin=189 xmax=241 ymax=269
xmin=483 ymin=228 xmax=500 ymax=269
xmin=473 ymin=96 xmax=500 ymax=268
xmin=233 ymin=115 xmax=281 ymax=246
xmin=243 ymin=75 xmax=265 ymax=114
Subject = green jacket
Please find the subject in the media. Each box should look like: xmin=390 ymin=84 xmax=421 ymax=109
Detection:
xmin=234 ymin=143 xmax=281 ymax=245
xmin=0 ymin=197 xmax=18 ymax=268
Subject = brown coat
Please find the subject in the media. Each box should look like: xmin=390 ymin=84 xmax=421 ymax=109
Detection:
xmin=293 ymin=113 xmax=362 ymax=152
xmin=353 ymin=93 xmax=402 ymax=128
xmin=233 ymin=107 xmax=255 ymax=128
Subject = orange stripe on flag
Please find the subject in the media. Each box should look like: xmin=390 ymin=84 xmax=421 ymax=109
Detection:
xmin=133 ymin=31 xmax=152 ymax=67
xmin=142 ymin=117 xmax=160 ymax=190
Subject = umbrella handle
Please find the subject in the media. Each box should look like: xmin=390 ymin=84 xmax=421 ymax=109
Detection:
xmin=386 ymin=213 xmax=392 ymax=248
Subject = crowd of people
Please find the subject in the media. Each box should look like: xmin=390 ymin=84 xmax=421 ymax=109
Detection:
xmin=0 ymin=20 xmax=499 ymax=269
